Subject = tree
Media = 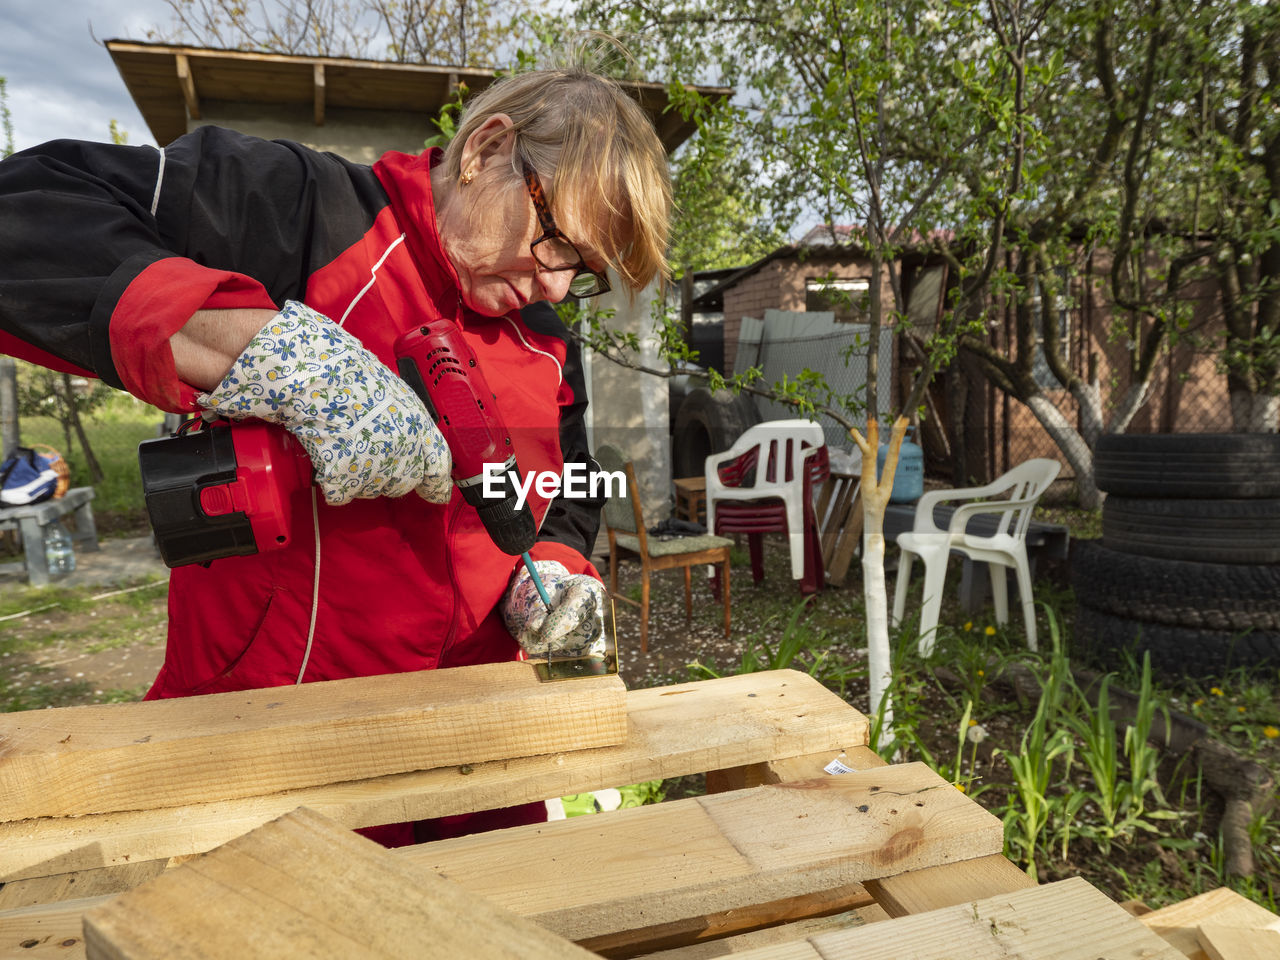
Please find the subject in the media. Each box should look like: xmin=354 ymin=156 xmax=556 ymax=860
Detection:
xmin=571 ymin=0 xmax=1279 ymax=727
xmin=566 ymin=0 xmax=1080 ymax=728
xmin=1125 ymin=0 xmax=1280 ymax=433
xmin=664 ymin=91 xmax=785 ymax=275
xmin=149 ymin=0 xmax=523 ymax=67
xmin=15 ymin=368 xmax=110 ymax=483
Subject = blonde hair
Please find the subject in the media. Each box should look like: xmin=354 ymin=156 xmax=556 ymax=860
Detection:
xmin=442 ymin=64 xmax=672 ymax=292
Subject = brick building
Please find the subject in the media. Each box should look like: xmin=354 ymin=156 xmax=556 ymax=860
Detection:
xmin=696 ymin=227 xmax=1242 ymax=488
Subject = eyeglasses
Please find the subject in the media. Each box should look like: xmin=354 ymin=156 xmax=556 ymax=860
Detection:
xmin=520 ymin=160 xmax=611 ymax=299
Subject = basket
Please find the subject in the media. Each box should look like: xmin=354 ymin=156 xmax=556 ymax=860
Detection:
xmin=31 ymin=444 xmax=71 ymax=498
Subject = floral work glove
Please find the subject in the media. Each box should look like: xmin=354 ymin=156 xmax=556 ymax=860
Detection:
xmin=198 ymin=301 xmax=452 ymax=506
xmin=502 ymin=560 xmax=606 ymax=659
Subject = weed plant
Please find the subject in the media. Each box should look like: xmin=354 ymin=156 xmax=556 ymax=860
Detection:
xmin=689 ymin=596 xmax=867 ymax=696
xmin=854 ymin=594 xmax=1279 ymax=908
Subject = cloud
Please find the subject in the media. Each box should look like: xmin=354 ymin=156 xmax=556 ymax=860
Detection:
xmin=1 ymin=1 xmax=174 ymax=151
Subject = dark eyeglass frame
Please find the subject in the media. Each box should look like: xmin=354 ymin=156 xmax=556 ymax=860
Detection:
xmin=520 ymin=160 xmax=611 ymax=299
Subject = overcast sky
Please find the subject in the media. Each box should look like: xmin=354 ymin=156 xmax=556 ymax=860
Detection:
xmin=1 ymin=1 xmax=178 ymax=152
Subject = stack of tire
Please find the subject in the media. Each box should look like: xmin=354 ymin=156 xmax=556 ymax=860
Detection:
xmin=1071 ymin=433 xmax=1280 ymax=678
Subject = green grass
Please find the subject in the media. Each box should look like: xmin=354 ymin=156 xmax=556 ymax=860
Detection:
xmin=0 ymin=579 xmax=168 ymax=656
xmin=0 ymin=673 xmax=150 ymax=711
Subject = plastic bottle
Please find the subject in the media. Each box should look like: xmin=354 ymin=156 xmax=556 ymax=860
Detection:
xmin=875 ymin=427 xmax=925 ymax=503
xmin=43 ymin=521 xmax=77 ymax=577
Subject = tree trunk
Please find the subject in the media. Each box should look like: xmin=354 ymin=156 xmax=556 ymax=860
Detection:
xmin=1229 ymin=390 xmax=1280 ymax=433
xmin=851 ymin=416 xmax=909 ymax=747
xmin=867 ymin=252 xmax=882 ymax=421
xmin=1070 ymin=379 xmax=1104 ymax=450
xmin=1104 ymin=380 xmax=1155 ymax=435
xmin=0 ymin=356 xmax=17 ymax=455
xmin=1024 ymin=394 xmax=1100 ymax=509
xmin=946 ymin=363 xmax=968 ymax=485
xmin=62 ymin=374 xmax=105 ymax=483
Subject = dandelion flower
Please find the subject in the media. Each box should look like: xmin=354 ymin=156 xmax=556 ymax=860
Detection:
xmin=1193 ymin=698 xmax=1205 ymax=708
xmin=1264 ymin=726 xmax=1279 ymax=739
xmin=1237 ymin=706 xmax=1247 ymax=714
xmin=964 ymin=622 xmax=973 ymax=632
xmin=984 ymin=625 xmax=996 ymax=636
xmin=955 ymin=782 xmax=967 ymax=793
xmin=977 ymin=669 xmax=985 ymax=677
xmin=1210 ymin=687 xmax=1224 ymax=696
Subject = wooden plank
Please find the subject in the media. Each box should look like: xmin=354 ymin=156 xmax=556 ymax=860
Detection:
xmin=0 ymin=762 xmax=990 ymax=958
xmin=0 ymin=862 xmax=167 ymax=911
xmin=731 ymin=877 xmax=1186 ymax=960
xmin=0 ymin=661 xmax=625 ymax=823
xmin=81 ymin=808 xmax=592 ymax=960
xmin=1141 ymin=888 xmax=1280 ymax=960
xmin=3 ymin=670 xmax=866 ymax=881
xmin=1198 ymin=924 xmax=1280 ymax=960
xmin=583 ymin=885 xmax=877 ymax=958
xmin=174 ymin=54 xmax=200 ymax=119
xmin=706 ymin=745 xmax=886 ymax=793
xmin=0 ymin=895 xmax=112 ymax=959
xmin=313 ymin=62 xmax=325 ymax=125
xmin=826 ymin=489 xmax=864 ymax=586
xmin=863 ymin=854 xmax=1037 ymax=918
xmin=638 ymin=905 xmax=889 ymax=959
xmin=398 ymin=761 xmax=1004 ymax=945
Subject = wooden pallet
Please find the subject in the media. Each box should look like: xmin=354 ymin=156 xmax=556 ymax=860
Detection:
xmin=2 ymin=667 xmax=1272 ymax=959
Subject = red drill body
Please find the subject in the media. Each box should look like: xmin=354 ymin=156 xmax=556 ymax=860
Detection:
xmin=140 ymin=318 xmax=537 ymax=567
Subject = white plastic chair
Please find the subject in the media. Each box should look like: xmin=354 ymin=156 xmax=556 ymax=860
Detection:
xmin=705 ymin=420 xmax=827 ymax=580
xmin=891 ymin=458 xmax=1061 ymax=656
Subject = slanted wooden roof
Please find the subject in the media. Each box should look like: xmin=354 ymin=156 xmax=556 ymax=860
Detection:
xmin=104 ymin=40 xmax=725 ymax=154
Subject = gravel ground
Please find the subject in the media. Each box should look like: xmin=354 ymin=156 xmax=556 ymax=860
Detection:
xmin=2 ymin=531 xmax=854 ymax=709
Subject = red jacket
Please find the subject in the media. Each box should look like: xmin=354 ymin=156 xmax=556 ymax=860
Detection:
xmin=0 ymin=128 xmax=603 ymax=697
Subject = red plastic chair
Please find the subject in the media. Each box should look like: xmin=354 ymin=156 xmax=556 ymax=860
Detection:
xmin=705 ymin=421 xmax=830 ymax=594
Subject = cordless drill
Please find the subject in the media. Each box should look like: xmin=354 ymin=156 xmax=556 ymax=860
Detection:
xmin=139 ymin=317 xmax=538 ymax=569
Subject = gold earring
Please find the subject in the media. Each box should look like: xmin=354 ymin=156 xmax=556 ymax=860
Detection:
xmin=460 ymin=168 xmax=476 ymax=185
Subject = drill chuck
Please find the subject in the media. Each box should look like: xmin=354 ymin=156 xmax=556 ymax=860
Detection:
xmin=456 ymin=459 xmax=537 ymax=556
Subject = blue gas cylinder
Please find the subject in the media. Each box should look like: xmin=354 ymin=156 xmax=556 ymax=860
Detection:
xmin=876 ymin=428 xmax=924 ymax=503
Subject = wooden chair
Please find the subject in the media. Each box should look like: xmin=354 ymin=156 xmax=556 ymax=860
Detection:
xmin=596 ymin=446 xmax=732 ymax=653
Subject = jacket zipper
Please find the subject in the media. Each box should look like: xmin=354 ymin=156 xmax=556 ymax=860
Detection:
xmin=437 ymin=496 xmax=464 ymax=665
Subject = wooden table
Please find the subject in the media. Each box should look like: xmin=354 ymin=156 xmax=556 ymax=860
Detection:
xmin=0 ymin=668 xmax=1206 ymax=959
xmin=0 ymin=487 xmax=99 ymax=586
xmin=672 ymin=476 xmax=707 ymax=524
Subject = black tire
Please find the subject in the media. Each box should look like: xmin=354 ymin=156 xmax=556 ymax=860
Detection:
xmin=1101 ymin=497 xmax=1280 ymax=564
xmin=1070 ymin=541 xmax=1280 ymax=631
xmin=1072 ymin=604 xmax=1280 ymax=678
xmin=671 ymin=387 xmax=761 ymax=479
xmin=1095 ymin=433 xmax=1280 ymax=499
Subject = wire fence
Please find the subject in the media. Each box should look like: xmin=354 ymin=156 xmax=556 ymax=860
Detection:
xmin=955 ymin=335 xmax=1244 ymax=494
xmin=2 ymin=323 xmax=1265 ymax=533
xmin=732 ymin=311 xmax=1259 ymax=503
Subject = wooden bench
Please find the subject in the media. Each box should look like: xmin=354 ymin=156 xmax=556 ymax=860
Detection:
xmin=0 ymin=487 xmax=99 ymax=586
xmin=0 ymin=667 xmax=1233 ymax=959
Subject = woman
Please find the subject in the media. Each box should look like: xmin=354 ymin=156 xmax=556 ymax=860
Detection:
xmin=0 ymin=62 xmax=671 ymax=841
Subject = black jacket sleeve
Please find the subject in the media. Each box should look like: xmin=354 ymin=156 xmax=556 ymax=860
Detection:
xmin=520 ymin=301 xmax=604 ymax=561
xmin=0 ymin=127 xmax=385 ymax=388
